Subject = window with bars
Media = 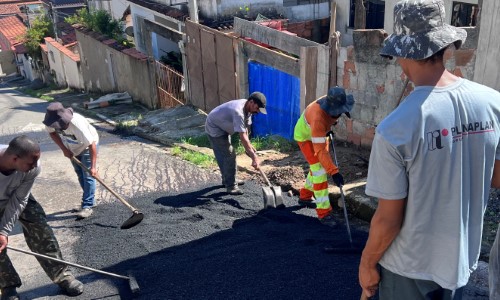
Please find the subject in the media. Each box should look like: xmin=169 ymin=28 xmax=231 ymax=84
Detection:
xmin=451 ymin=2 xmax=478 ymax=27
xmin=348 ymin=0 xmax=385 ymax=29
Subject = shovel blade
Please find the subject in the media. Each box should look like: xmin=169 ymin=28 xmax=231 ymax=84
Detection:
xmin=262 ymin=186 xmax=276 ymax=209
xmin=121 ymin=211 xmax=144 ymax=229
xmin=271 ymin=186 xmax=285 ymax=209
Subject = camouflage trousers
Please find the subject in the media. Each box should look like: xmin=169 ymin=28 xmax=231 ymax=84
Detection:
xmin=0 ymin=194 xmax=71 ymax=289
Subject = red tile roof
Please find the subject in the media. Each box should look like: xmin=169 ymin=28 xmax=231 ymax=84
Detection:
xmin=0 ymin=15 xmax=26 ymax=51
xmin=0 ymin=3 xmax=21 ymax=14
xmin=44 ymin=36 xmax=80 ymax=62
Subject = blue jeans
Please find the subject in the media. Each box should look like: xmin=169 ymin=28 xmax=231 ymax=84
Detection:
xmin=71 ymin=148 xmax=96 ymax=209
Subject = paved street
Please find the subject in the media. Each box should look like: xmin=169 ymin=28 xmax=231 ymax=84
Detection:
xmin=0 ymin=83 xmax=370 ymax=300
xmin=2 ymin=82 xmax=493 ymax=299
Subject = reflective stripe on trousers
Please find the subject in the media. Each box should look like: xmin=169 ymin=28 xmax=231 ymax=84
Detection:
xmin=297 ymin=140 xmax=332 ymax=219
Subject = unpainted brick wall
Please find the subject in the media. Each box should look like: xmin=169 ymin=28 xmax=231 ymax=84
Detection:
xmin=334 ymin=28 xmax=478 ymax=148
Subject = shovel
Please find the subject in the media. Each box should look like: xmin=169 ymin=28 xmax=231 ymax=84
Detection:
xmin=258 ymin=169 xmax=284 ymax=209
xmin=71 ymin=157 xmax=144 ymax=229
xmin=7 ymin=246 xmax=140 ymax=294
xmin=323 ymin=131 xmax=363 ymax=254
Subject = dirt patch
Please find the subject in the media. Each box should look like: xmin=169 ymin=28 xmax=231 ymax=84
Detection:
xmin=236 ymin=143 xmax=371 ymax=194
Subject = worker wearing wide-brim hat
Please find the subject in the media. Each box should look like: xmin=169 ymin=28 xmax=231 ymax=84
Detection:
xmin=43 ymin=102 xmax=99 ymax=220
xmin=294 ymin=87 xmax=355 ymax=227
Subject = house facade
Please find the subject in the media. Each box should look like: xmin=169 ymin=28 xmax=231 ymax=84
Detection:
xmin=0 ymin=15 xmax=34 ymax=79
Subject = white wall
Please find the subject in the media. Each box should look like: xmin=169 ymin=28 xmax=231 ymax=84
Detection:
xmin=63 ymin=54 xmax=83 ymax=89
xmin=46 ymin=43 xmax=67 ymax=86
xmin=197 ymin=0 xmax=333 ymax=22
xmin=130 ymin=4 xmax=155 ymax=54
xmin=17 ymin=54 xmax=36 ymax=81
xmin=285 ymin=2 xmax=330 ymax=22
xmin=473 ymin=0 xmax=500 ymax=89
xmin=131 ymin=3 xmax=183 ymax=56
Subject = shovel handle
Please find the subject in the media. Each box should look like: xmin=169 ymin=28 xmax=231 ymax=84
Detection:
xmin=71 ymin=157 xmax=138 ymax=213
xmin=7 ymin=245 xmax=130 ymax=280
xmin=258 ymin=168 xmax=272 ymax=187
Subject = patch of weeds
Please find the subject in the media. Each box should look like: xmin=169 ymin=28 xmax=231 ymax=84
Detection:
xmin=20 ymin=85 xmax=70 ymax=101
xmin=114 ymin=113 xmax=143 ymax=135
xmin=180 ymin=133 xmax=297 ymax=155
xmin=234 ymin=134 xmax=297 ymax=154
xmin=171 ymin=146 xmax=215 ymax=168
xmin=180 ymin=135 xmax=211 ymax=148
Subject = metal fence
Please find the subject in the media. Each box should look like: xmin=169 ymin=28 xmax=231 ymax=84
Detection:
xmin=155 ymin=61 xmax=186 ymax=109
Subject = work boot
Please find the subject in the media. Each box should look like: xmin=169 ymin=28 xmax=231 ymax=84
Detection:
xmin=226 ymin=186 xmax=243 ymax=195
xmin=319 ymin=214 xmax=337 ymax=228
xmin=76 ymin=208 xmax=93 ymax=219
xmin=298 ymin=198 xmax=316 ymax=208
xmin=222 ymin=179 xmax=245 ymax=186
xmin=57 ymin=276 xmax=84 ymax=296
xmin=0 ymin=286 xmax=19 ymax=300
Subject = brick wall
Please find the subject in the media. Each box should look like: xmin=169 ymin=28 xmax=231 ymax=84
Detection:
xmin=334 ymin=28 xmax=478 ymax=148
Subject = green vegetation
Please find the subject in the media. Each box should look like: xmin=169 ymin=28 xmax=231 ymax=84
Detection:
xmin=181 ymin=134 xmax=297 ymax=154
xmin=180 ymin=135 xmax=211 ymax=148
xmin=160 ymin=51 xmax=183 ymax=73
xmin=19 ymin=84 xmax=69 ymax=101
xmin=66 ymin=9 xmax=133 ymax=47
xmin=24 ymin=15 xmax=55 ymax=58
xmin=171 ymin=146 xmax=216 ymax=168
xmin=114 ymin=114 xmax=143 ymax=135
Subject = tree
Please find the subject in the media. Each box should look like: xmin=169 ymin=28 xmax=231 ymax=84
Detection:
xmin=23 ymin=15 xmax=55 ymax=58
xmin=66 ymin=9 xmax=130 ymax=46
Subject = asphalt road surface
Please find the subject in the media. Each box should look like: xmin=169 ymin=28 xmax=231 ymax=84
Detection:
xmin=0 ymin=83 xmax=369 ymax=299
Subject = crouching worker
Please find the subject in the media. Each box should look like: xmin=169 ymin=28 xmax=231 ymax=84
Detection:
xmin=0 ymin=135 xmax=84 ymax=300
xmin=43 ymin=102 xmax=99 ymax=219
xmin=293 ymin=87 xmax=355 ymax=227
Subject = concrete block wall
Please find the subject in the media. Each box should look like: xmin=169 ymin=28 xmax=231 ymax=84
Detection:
xmin=335 ymin=28 xmax=478 ymax=148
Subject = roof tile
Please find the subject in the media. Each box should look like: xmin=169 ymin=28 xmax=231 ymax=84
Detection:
xmin=0 ymin=15 xmax=26 ymax=51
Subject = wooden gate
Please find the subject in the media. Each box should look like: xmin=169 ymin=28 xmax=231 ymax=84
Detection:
xmin=155 ymin=61 xmax=186 ymax=109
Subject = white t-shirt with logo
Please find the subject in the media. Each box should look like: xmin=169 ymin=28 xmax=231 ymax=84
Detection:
xmin=366 ymin=78 xmax=500 ymax=290
xmin=46 ymin=112 xmax=99 ymax=156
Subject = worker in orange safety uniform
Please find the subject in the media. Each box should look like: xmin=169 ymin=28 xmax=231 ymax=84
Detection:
xmin=293 ymin=87 xmax=355 ymax=227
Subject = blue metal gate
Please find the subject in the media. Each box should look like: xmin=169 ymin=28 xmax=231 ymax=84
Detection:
xmin=248 ymin=61 xmax=300 ymax=140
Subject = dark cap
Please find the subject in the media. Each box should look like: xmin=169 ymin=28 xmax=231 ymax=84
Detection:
xmin=318 ymin=87 xmax=355 ymax=118
xmin=42 ymin=102 xmax=74 ymax=130
xmin=380 ymin=0 xmax=467 ymax=60
xmin=248 ymin=92 xmax=267 ymax=114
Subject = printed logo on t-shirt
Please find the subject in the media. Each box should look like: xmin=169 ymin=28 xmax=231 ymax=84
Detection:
xmin=426 ymin=120 xmax=495 ymax=151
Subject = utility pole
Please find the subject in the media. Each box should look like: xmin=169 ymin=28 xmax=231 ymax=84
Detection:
xmin=24 ymin=5 xmax=30 ymax=28
xmin=188 ymin=0 xmax=199 ymax=23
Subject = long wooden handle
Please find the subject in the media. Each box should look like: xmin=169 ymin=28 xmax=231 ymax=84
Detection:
xmin=71 ymin=157 xmax=138 ymax=213
xmin=258 ymin=169 xmax=272 ymax=187
xmin=7 ymin=246 xmax=130 ymax=280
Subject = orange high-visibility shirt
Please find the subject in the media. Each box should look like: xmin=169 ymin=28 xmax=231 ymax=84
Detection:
xmin=296 ymin=101 xmax=339 ymax=175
